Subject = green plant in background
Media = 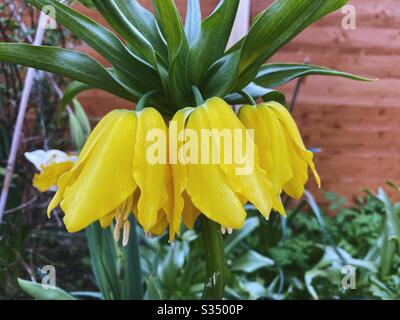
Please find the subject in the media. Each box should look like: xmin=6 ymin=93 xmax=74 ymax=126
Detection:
xmin=0 ymin=1 xmax=75 ymax=298
xmin=0 ymin=0 xmax=374 ymax=300
xmin=17 ymin=186 xmax=400 ymax=300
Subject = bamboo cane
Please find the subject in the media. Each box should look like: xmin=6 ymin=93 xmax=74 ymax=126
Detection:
xmin=0 ymin=11 xmax=49 ymax=222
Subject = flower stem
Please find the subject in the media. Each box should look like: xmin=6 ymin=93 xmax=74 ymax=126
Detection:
xmin=200 ymin=216 xmax=226 ymax=300
xmin=123 ymin=217 xmax=143 ymax=300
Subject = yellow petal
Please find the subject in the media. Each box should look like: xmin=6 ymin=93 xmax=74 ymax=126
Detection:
xmin=48 ymin=111 xmax=123 ymax=217
xmin=267 ymin=102 xmax=306 ymax=148
xmin=239 ymin=104 xmax=293 ymax=195
xmin=238 ymin=105 xmax=273 ymax=173
xmin=182 ymin=191 xmax=201 ymax=230
xmin=150 ymin=210 xmax=169 ymax=236
xmin=99 ymin=211 xmax=115 ymax=229
xmin=202 ymin=98 xmax=284 ymax=218
xmin=267 ymin=101 xmax=321 ymax=188
xmin=132 ymin=108 xmax=169 ymax=231
xmin=33 ymin=161 xmax=74 ymax=192
xmin=186 ymin=104 xmax=246 ymax=228
xmin=59 ymin=110 xmax=138 ymax=232
xmin=169 ymin=108 xmax=194 ymax=239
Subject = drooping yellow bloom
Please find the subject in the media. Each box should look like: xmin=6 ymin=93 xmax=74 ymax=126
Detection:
xmin=168 ymin=97 xmax=285 ymax=240
xmin=25 ymin=150 xmax=77 ymax=192
xmin=47 ymin=98 xmax=316 ymax=244
xmin=238 ymin=102 xmax=320 ymax=199
xmin=47 ymin=108 xmax=172 ymax=245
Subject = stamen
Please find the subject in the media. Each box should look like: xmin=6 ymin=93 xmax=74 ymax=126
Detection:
xmin=122 ymin=220 xmax=131 ymax=247
xmin=145 ymin=231 xmax=152 ymax=238
xmin=114 ymin=223 xmax=121 ymax=242
xmin=113 ymin=196 xmax=135 ymax=245
xmin=221 ymin=226 xmax=227 ymax=235
xmin=227 ymin=228 xmax=233 ymax=235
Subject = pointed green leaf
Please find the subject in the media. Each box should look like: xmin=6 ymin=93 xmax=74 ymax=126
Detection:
xmin=236 ymin=0 xmax=349 ymax=89
xmin=153 ymin=0 xmax=187 ymax=63
xmin=146 ymin=276 xmax=164 ymax=300
xmin=114 ymin=0 xmax=168 ymax=61
xmin=224 ymin=83 xmax=286 ymax=106
xmin=224 ymin=217 xmax=260 ymax=253
xmin=18 ymin=279 xmax=76 ymax=300
xmin=91 ymin=0 xmax=157 ymax=67
xmin=68 ymin=110 xmax=86 ymax=150
xmin=168 ymin=53 xmax=192 ymax=107
xmin=85 ymin=224 xmax=122 ymax=300
xmin=73 ymin=99 xmax=91 ymax=137
xmin=202 ymin=51 xmax=240 ymax=99
xmin=0 ymin=43 xmax=136 ymax=101
xmin=188 ymin=0 xmax=240 ymax=85
xmin=256 ymin=63 xmax=374 ymax=88
xmin=376 ymin=188 xmax=400 ymax=250
xmin=231 ymin=250 xmax=275 ymax=273
xmin=62 ymin=81 xmax=93 ymax=108
xmin=152 ymin=0 xmax=190 ymax=106
xmin=26 ymin=0 xmax=161 ymax=90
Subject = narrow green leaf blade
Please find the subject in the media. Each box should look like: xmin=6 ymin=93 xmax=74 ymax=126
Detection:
xmin=27 ymin=0 xmax=161 ymax=89
xmin=188 ymin=0 xmax=240 ymax=85
xmin=202 ymin=51 xmax=240 ymax=99
xmin=73 ymin=99 xmax=92 ymax=137
xmin=152 ymin=0 xmax=191 ymax=106
xmin=85 ymin=224 xmax=122 ymax=300
xmin=115 ymin=0 xmax=168 ymax=61
xmin=62 ymin=81 xmax=93 ymax=108
xmin=68 ymin=110 xmax=86 ymax=150
xmin=153 ymin=0 xmax=187 ymax=63
xmin=237 ymin=0 xmax=349 ymax=89
xmin=256 ymin=63 xmax=374 ymax=88
xmin=231 ymin=250 xmax=275 ymax=273
xmin=0 ymin=43 xmax=135 ymax=100
xmin=168 ymin=53 xmax=192 ymax=107
xmin=18 ymin=279 xmax=76 ymax=300
xmin=224 ymin=83 xmax=286 ymax=106
xmin=224 ymin=217 xmax=260 ymax=253
xmin=146 ymin=276 xmax=164 ymax=300
xmin=91 ymin=0 xmax=157 ymax=67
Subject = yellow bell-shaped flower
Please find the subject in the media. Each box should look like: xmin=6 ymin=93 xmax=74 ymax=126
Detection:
xmin=25 ymin=150 xmax=77 ymax=192
xmin=48 ymin=108 xmax=172 ymax=245
xmin=238 ymin=101 xmax=320 ymax=199
xmin=168 ymin=97 xmax=285 ymax=241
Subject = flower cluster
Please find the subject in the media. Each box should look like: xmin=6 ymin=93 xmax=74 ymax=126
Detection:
xmin=35 ymin=98 xmax=319 ymax=245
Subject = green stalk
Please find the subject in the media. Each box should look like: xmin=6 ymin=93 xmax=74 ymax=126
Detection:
xmin=191 ymin=86 xmax=226 ymax=300
xmin=123 ymin=217 xmax=143 ymax=300
xmin=200 ymin=216 xmax=226 ymax=300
